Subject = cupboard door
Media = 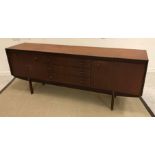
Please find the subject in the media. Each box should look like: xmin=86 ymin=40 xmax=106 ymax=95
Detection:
xmin=7 ymin=52 xmax=31 ymax=78
xmin=92 ymin=60 xmax=115 ymax=91
xmin=92 ymin=60 xmax=146 ymax=96
xmin=29 ymin=54 xmax=49 ymax=81
xmin=114 ymin=61 xmax=146 ymax=96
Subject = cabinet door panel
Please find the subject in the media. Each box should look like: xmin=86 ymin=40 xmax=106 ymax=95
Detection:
xmin=7 ymin=52 xmax=31 ymax=78
xmin=114 ymin=61 xmax=146 ymax=95
xmin=29 ymin=54 xmax=49 ymax=81
xmin=92 ymin=60 xmax=115 ymax=91
xmin=92 ymin=60 xmax=146 ymax=96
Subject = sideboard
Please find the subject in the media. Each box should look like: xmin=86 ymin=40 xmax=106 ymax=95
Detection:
xmin=6 ymin=43 xmax=148 ymax=110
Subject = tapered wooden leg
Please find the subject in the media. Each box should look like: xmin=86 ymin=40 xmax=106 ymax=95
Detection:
xmin=111 ymin=91 xmax=115 ymax=110
xmin=29 ymin=79 xmax=33 ymax=94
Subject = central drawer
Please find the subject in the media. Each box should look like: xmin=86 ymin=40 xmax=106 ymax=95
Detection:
xmin=47 ymin=54 xmax=91 ymax=68
xmin=48 ymin=66 xmax=90 ymax=77
xmin=48 ymin=65 xmax=91 ymax=87
xmin=46 ymin=54 xmax=91 ymax=87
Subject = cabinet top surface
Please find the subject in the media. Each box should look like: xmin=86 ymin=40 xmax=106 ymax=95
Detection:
xmin=6 ymin=43 xmax=148 ymax=61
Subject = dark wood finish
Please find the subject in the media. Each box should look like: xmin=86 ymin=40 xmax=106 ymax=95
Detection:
xmin=7 ymin=43 xmax=148 ymax=61
xmin=6 ymin=43 xmax=148 ymax=110
xmin=140 ymin=97 xmax=155 ymax=117
xmin=28 ymin=79 xmax=33 ymax=94
xmin=92 ymin=60 xmax=146 ymax=96
xmin=111 ymin=91 xmax=115 ymax=110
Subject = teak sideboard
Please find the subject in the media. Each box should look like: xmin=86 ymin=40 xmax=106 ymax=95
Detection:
xmin=6 ymin=43 xmax=148 ymax=110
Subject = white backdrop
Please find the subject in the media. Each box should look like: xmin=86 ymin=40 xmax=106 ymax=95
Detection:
xmin=0 ymin=38 xmax=155 ymax=75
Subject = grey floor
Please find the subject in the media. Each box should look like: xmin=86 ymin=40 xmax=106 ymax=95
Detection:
xmin=0 ymin=73 xmax=155 ymax=115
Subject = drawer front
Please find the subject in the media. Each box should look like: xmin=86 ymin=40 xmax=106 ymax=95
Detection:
xmin=48 ymin=55 xmax=91 ymax=68
xmin=92 ymin=60 xmax=146 ymax=96
xmin=65 ymin=76 xmax=90 ymax=87
xmin=48 ymin=66 xmax=91 ymax=87
xmin=48 ymin=66 xmax=90 ymax=78
xmin=49 ymin=74 xmax=90 ymax=87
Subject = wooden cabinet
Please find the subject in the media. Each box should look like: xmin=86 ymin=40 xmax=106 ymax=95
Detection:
xmin=6 ymin=43 xmax=148 ymax=110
